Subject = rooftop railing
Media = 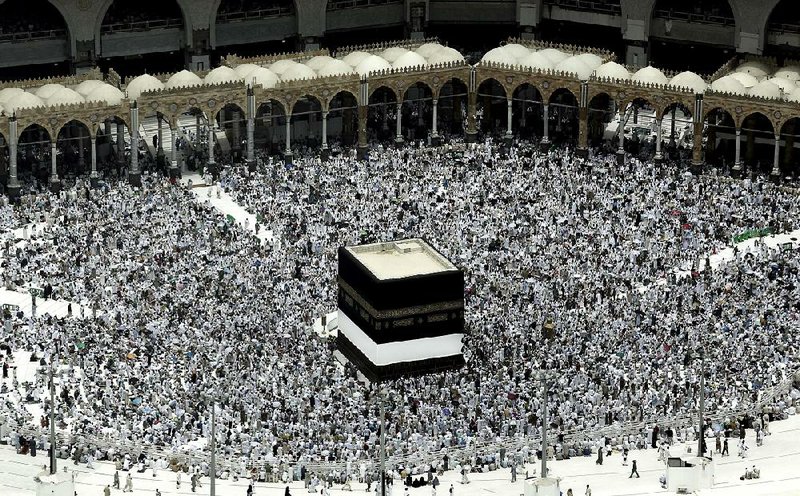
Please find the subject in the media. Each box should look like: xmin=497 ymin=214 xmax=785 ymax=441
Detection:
xmin=0 ymin=28 xmax=67 ymax=43
xmin=543 ymin=0 xmax=622 ymax=16
xmin=101 ymin=17 xmax=183 ymax=35
xmin=217 ymin=5 xmax=294 ymax=22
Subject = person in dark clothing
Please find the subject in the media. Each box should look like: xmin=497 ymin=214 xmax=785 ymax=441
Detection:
xmin=443 ymin=454 xmax=449 ymax=471
xmin=595 ymin=448 xmax=603 ymax=465
xmin=651 ymin=426 xmax=660 ymax=448
xmin=629 ymin=460 xmax=640 ymax=478
xmin=285 ymin=486 xmax=291 ymax=496
xmin=722 ymin=438 xmax=729 ymax=457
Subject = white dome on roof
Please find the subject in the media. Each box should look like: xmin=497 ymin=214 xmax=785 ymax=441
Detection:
xmin=736 ymin=61 xmax=770 ymax=78
xmin=0 ymin=88 xmax=24 ymax=105
xmin=74 ymin=80 xmax=106 ymax=97
xmin=5 ymin=92 xmax=44 ymax=113
xmin=233 ymin=64 xmax=261 ymax=79
xmin=788 ymin=87 xmax=800 ymax=103
xmin=481 ymin=47 xmax=517 ymax=66
xmin=574 ymin=53 xmax=603 ymax=70
xmin=632 ymin=66 xmax=668 ymax=85
xmin=538 ymin=48 xmax=570 ymax=65
xmin=767 ymin=76 xmax=795 ymax=93
xmin=427 ymin=47 xmax=465 ymax=65
xmin=86 ymin=84 xmax=125 ymax=105
xmin=342 ymin=51 xmax=372 ymax=68
xmin=318 ymin=59 xmax=354 ymax=77
xmin=710 ymin=75 xmax=746 ymax=95
xmin=47 ymin=87 xmax=84 ymax=106
xmin=669 ymin=71 xmax=708 ymax=93
xmin=304 ymin=56 xmax=334 ymax=72
xmin=415 ymin=43 xmax=445 ymax=59
xmin=126 ymin=74 xmax=165 ymax=100
xmin=503 ymin=43 xmax=531 ymax=60
xmin=269 ymin=59 xmax=300 ymax=76
xmin=381 ymin=47 xmax=410 ymax=63
xmin=205 ymin=66 xmax=241 ymax=85
xmin=392 ymin=51 xmax=427 ymax=69
xmin=246 ymin=67 xmax=280 ymax=88
xmin=729 ymin=72 xmax=758 ymax=88
xmin=774 ymin=66 xmax=800 ymax=81
xmin=595 ymin=61 xmax=630 ymax=81
xmin=165 ymin=70 xmax=202 ymax=89
xmin=749 ymin=80 xmax=783 ymax=99
xmin=355 ymin=55 xmax=391 ymax=76
xmin=34 ymin=83 xmax=65 ymax=100
xmin=556 ymin=57 xmax=593 ymax=80
xmin=281 ymin=63 xmax=316 ymax=81
xmin=519 ymin=52 xmax=554 ymax=71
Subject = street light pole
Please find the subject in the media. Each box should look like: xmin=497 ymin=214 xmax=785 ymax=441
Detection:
xmin=49 ymin=357 xmax=56 ymax=475
xmin=697 ymin=352 xmax=705 ymax=457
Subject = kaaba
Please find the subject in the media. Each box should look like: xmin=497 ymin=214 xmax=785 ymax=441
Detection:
xmin=336 ymin=238 xmax=466 ymax=382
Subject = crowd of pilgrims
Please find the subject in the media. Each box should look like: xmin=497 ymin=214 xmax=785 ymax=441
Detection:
xmin=0 ymin=138 xmax=799 ymax=482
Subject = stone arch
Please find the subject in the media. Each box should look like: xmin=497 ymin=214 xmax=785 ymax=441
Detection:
xmin=436 ymin=76 xmax=468 ymax=100
xmin=511 ymin=82 xmax=544 ymax=140
xmin=740 ymin=111 xmax=776 ymax=172
xmin=368 ymin=85 xmax=398 ymax=104
xmin=401 ymin=82 xmax=434 ymax=141
xmin=16 ymin=122 xmax=52 ymax=182
xmin=368 ymin=86 xmax=399 ymax=143
xmin=588 ymin=91 xmax=615 ymax=147
xmin=547 ymin=88 xmax=580 ymax=145
xmin=779 ymin=116 xmax=800 ymax=175
xmin=704 ymin=107 xmax=736 ymax=167
xmin=327 ymin=89 xmax=358 ymax=113
xmin=476 ymin=77 xmax=510 ymax=100
xmin=255 ymin=98 xmax=289 ymax=155
xmin=328 ymin=90 xmax=358 ymax=147
xmin=289 ymin=94 xmax=323 ymax=147
xmin=55 ymin=119 xmax=93 ymax=176
xmin=477 ymin=78 xmax=508 ymax=136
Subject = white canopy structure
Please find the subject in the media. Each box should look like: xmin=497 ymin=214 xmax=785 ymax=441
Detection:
xmin=787 ymin=87 xmax=800 ymax=103
xmin=165 ymin=70 xmax=202 ymax=90
xmin=735 ymin=60 xmax=770 ymax=79
xmin=318 ymin=59 xmax=354 ymax=77
xmin=5 ymin=92 xmax=44 ymax=113
xmin=392 ymin=51 xmax=427 ymax=69
xmin=632 ymin=66 xmax=669 ymax=85
xmin=427 ymin=47 xmax=464 ymax=65
xmin=766 ymin=77 xmax=795 ymax=93
xmin=669 ymin=71 xmax=708 ymax=93
xmin=281 ymin=63 xmax=317 ymax=81
xmin=0 ymin=87 xmax=25 ymax=105
xmin=74 ymin=80 xmax=106 ymax=98
xmin=502 ymin=43 xmax=532 ymax=60
xmin=749 ymin=80 xmax=783 ymax=99
xmin=519 ymin=52 xmax=554 ymax=71
xmin=86 ymin=84 xmax=125 ymax=105
xmin=34 ymin=83 xmax=65 ymax=100
xmin=233 ymin=63 xmax=262 ymax=79
xmin=342 ymin=51 xmax=372 ymax=68
xmin=556 ymin=57 xmax=593 ymax=81
xmin=269 ymin=59 xmax=300 ymax=76
xmin=381 ymin=47 xmax=410 ymax=63
xmin=46 ymin=87 xmax=85 ymax=106
xmin=574 ymin=53 xmax=604 ymax=70
xmin=355 ymin=55 xmax=392 ymax=76
xmin=481 ymin=46 xmax=517 ymax=66
xmin=125 ymin=74 xmax=165 ymax=100
xmin=205 ymin=66 xmax=241 ymax=85
xmin=246 ymin=67 xmax=280 ymax=88
xmin=415 ymin=42 xmax=445 ymax=59
xmin=538 ymin=48 xmax=570 ymax=65
xmin=304 ymin=56 xmax=334 ymax=72
xmin=774 ymin=66 xmax=800 ymax=82
xmin=595 ymin=61 xmax=630 ymax=81
xmin=729 ymin=72 xmax=759 ymax=89
xmin=710 ymin=75 xmax=747 ymax=95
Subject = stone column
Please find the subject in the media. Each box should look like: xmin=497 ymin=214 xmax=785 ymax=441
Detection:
xmin=284 ymin=117 xmax=293 ymax=165
xmin=195 ymin=115 xmax=201 ymax=146
xmin=232 ymin=111 xmax=242 ymax=155
xmin=431 ymin=99 xmax=440 ymax=145
xmin=505 ymin=99 xmax=513 ymax=141
xmin=129 ymin=104 xmax=141 ymax=186
xmin=7 ymin=118 xmax=19 ymax=199
xmin=170 ymin=121 xmax=179 ymax=178
xmin=208 ymin=122 xmax=216 ymax=165
xmin=104 ymin=121 xmax=112 ymax=141
xmin=157 ymin=116 xmax=164 ymax=156
xmin=576 ymin=107 xmax=588 ymax=158
xmin=246 ymin=89 xmax=256 ymax=169
xmin=733 ymin=128 xmax=742 ymax=171
xmin=116 ymin=123 xmax=125 ymax=164
xmin=90 ymin=136 xmax=98 ymax=187
xmin=77 ymin=132 xmax=86 ymax=170
xmin=466 ymin=87 xmax=477 ymax=143
xmin=542 ymin=104 xmax=550 ymax=144
xmin=395 ymin=102 xmax=404 ymax=145
xmin=771 ymin=134 xmax=781 ymax=181
xmin=654 ymin=118 xmax=663 ymax=163
xmin=616 ymin=107 xmax=625 ymax=165
xmin=691 ymin=122 xmax=704 ymax=172
xmin=50 ymin=142 xmax=60 ymax=192
xmin=357 ymin=105 xmax=368 ymax=160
